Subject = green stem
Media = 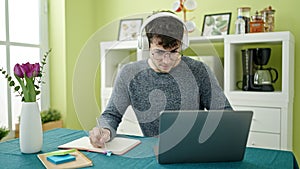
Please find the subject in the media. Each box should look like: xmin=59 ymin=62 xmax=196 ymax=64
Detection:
xmin=15 ymin=75 xmax=27 ymax=101
xmin=15 ymin=74 xmax=36 ymax=102
xmin=24 ymin=76 xmax=36 ymax=102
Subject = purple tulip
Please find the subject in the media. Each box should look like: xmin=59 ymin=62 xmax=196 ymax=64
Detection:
xmin=14 ymin=62 xmax=40 ymax=78
xmin=26 ymin=63 xmax=40 ymax=78
xmin=33 ymin=63 xmax=40 ymax=77
xmin=21 ymin=62 xmax=31 ymax=77
xmin=14 ymin=63 xmax=25 ymax=78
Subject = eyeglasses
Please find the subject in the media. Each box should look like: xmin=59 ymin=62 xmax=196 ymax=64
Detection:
xmin=151 ymin=49 xmax=181 ymax=61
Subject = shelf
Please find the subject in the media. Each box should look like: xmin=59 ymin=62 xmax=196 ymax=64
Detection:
xmin=101 ymin=32 xmax=294 ymax=50
xmin=227 ymin=90 xmax=287 ymax=99
xmin=101 ymin=40 xmax=137 ymax=50
xmin=226 ymin=91 xmax=289 ymax=108
xmin=189 ymin=35 xmax=225 ymax=43
xmin=189 ymin=32 xmax=294 ymax=44
xmin=224 ymin=31 xmax=294 ymax=44
xmin=227 ymin=90 xmax=286 ymax=99
xmin=224 ymin=31 xmax=294 ymax=97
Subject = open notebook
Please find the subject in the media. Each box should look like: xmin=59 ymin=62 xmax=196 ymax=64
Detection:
xmin=58 ymin=136 xmax=141 ymax=155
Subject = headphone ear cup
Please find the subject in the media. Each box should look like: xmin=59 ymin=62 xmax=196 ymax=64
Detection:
xmin=138 ymin=35 xmax=149 ymax=50
xmin=137 ymin=34 xmax=142 ymax=49
xmin=181 ymin=31 xmax=189 ymax=51
xmin=142 ymin=36 xmax=149 ymax=50
xmin=137 ymin=35 xmax=142 ymax=49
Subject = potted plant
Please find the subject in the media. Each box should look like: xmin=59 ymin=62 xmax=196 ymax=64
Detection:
xmin=0 ymin=126 xmax=10 ymax=141
xmin=40 ymin=108 xmax=63 ymax=131
xmin=15 ymin=108 xmax=63 ymax=138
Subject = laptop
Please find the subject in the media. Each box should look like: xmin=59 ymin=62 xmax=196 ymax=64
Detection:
xmin=157 ymin=110 xmax=253 ymax=164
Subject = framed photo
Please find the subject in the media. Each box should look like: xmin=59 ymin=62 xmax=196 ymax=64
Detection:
xmin=201 ymin=13 xmax=231 ymax=36
xmin=118 ymin=18 xmax=143 ymax=41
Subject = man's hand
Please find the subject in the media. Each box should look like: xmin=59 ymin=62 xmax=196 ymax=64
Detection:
xmin=89 ymin=127 xmax=111 ymax=148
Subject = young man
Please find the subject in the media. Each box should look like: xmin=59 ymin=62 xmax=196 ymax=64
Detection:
xmin=89 ymin=11 xmax=232 ymax=148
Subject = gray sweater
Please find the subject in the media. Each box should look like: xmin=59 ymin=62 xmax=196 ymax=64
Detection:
xmin=100 ymin=56 xmax=232 ymax=139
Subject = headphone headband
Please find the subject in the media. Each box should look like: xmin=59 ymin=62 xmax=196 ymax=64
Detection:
xmin=137 ymin=12 xmax=189 ymax=50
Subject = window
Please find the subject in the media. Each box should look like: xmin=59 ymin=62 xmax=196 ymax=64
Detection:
xmin=0 ymin=0 xmax=49 ymax=137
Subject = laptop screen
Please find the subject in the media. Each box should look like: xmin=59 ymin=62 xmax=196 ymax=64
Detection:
xmin=158 ymin=110 xmax=253 ymax=164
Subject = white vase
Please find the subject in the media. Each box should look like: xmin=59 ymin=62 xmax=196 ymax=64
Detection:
xmin=19 ymin=102 xmax=43 ymax=153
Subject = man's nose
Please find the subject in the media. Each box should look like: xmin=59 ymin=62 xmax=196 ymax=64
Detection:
xmin=162 ymin=53 xmax=172 ymax=62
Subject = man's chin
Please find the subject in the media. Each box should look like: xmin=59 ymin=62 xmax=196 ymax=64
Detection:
xmin=158 ymin=68 xmax=171 ymax=73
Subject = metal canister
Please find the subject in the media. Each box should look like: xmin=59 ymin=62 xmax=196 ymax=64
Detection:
xmin=250 ymin=11 xmax=264 ymax=33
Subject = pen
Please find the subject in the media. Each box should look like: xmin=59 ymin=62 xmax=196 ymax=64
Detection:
xmin=96 ymin=117 xmax=106 ymax=150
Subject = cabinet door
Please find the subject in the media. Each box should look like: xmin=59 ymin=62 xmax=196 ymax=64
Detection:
xmin=233 ymin=105 xmax=281 ymax=150
xmin=247 ymin=131 xmax=280 ymax=149
xmin=233 ymin=106 xmax=281 ymax=133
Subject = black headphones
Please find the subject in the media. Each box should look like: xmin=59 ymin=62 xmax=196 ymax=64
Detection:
xmin=137 ymin=12 xmax=189 ymax=51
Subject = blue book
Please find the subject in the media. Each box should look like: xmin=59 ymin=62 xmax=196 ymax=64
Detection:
xmin=46 ymin=154 xmax=76 ymax=165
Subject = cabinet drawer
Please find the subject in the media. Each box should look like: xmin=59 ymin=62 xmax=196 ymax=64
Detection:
xmin=233 ymin=106 xmax=281 ymax=133
xmin=247 ymin=131 xmax=280 ymax=150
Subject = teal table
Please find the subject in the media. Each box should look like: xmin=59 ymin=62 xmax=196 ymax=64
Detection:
xmin=0 ymin=128 xmax=298 ymax=169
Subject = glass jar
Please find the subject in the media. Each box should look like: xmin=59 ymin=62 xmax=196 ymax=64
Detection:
xmin=260 ymin=6 xmax=275 ymax=32
xmin=237 ymin=7 xmax=250 ymax=18
xmin=237 ymin=7 xmax=251 ymax=33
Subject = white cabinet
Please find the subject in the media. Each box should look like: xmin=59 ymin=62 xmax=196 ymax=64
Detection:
xmin=100 ymin=32 xmax=294 ymax=150
xmin=224 ymin=31 xmax=295 ymax=150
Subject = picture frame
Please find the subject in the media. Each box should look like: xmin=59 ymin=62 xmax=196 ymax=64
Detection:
xmin=118 ymin=18 xmax=143 ymax=41
xmin=201 ymin=12 xmax=232 ymax=36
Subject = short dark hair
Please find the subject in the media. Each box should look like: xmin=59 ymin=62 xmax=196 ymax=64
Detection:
xmin=145 ymin=12 xmax=184 ymax=49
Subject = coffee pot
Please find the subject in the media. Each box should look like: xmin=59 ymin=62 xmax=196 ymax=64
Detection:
xmin=254 ymin=68 xmax=278 ymax=85
xmin=237 ymin=47 xmax=278 ymax=91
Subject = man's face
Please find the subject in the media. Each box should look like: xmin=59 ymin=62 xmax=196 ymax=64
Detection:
xmin=148 ymin=39 xmax=181 ymax=73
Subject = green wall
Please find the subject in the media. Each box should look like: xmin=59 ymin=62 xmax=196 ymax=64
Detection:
xmin=48 ymin=0 xmax=67 ymax=127
xmin=49 ymin=0 xmax=300 ymax=160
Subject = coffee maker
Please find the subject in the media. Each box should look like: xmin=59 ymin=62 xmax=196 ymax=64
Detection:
xmin=239 ymin=48 xmax=278 ymax=91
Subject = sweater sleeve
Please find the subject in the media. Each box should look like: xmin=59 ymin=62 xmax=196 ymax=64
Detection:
xmin=99 ymin=65 xmax=131 ymax=140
